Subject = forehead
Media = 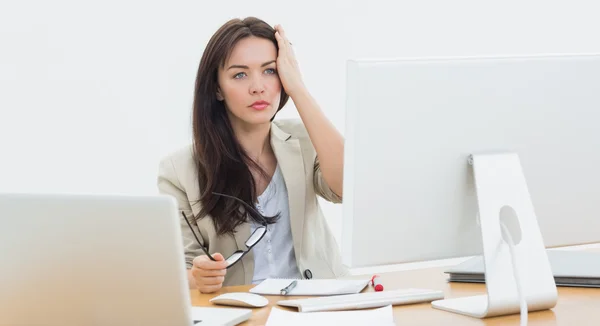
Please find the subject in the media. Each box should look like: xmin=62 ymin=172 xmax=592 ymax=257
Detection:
xmin=224 ymin=36 xmax=277 ymax=67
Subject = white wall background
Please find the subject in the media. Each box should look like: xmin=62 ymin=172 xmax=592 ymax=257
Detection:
xmin=2 ymin=0 xmax=599 ymax=248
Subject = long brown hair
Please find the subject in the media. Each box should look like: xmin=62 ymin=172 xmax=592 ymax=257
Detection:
xmin=192 ymin=17 xmax=289 ymax=236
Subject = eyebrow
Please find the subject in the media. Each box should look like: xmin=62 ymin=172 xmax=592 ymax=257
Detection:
xmin=227 ymin=60 xmax=276 ymax=70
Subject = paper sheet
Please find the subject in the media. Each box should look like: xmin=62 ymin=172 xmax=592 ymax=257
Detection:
xmin=189 ymin=306 xmax=251 ymax=326
xmin=265 ymin=305 xmax=395 ymax=326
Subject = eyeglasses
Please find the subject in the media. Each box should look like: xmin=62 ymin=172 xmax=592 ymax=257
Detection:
xmin=181 ymin=192 xmax=267 ymax=269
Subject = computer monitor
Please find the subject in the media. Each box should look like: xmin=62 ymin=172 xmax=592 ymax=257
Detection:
xmin=341 ymin=53 xmax=600 ymax=268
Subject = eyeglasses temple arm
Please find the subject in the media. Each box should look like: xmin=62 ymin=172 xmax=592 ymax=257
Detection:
xmin=181 ymin=211 xmax=216 ymax=261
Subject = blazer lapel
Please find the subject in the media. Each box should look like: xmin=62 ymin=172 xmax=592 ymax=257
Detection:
xmin=270 ymin=123 xmax=306 ymax=262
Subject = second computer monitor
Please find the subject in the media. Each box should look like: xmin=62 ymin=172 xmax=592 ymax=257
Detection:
xmin=341 ymin=54 xmax=600 ymax=268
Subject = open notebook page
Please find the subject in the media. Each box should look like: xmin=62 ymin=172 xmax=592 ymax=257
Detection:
xmin=249 ymin=278 xmax=370 ymax=296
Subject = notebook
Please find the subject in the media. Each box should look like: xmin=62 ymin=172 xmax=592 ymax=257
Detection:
xmin=265 ymin=304 xmax=394 ymax=326
xmin=277 ymin=288 xmax=445 ymax=312
xmin=249 ymin=278 xmax=371 ymax=296
xmin=445 ymin=250 xmax=600 ymax=287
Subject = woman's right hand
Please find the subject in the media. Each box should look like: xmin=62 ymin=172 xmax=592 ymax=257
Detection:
xmin=190 ymin=253 xmax=228 ymax=293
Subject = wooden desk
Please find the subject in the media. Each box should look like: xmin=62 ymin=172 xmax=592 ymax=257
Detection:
xmin=190 ymin=250 xmax=600 ymax=325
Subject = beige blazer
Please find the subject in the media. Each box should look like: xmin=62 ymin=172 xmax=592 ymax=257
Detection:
xmin=157 ymin=119 xmax=349 ymax=286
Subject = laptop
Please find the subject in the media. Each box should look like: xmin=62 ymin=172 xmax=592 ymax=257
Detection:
xmin=0 ymin=193 xmax=251 ymax=326
xmin=445 ymin=249 xmax=600 ymax=287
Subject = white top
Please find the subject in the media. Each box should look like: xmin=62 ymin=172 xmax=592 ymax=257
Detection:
xmin=251 ymin=164 xmax=302 ymax=284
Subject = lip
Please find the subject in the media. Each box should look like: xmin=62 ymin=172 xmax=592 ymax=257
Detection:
xmin=250 ymin=100 xmax=270 ymax=110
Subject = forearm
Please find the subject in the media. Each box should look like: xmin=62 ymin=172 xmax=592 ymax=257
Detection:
xmin=292 ymin=87 xmax=344 ymax=196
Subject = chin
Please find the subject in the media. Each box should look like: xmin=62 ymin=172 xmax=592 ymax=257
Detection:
xmin=242 ymin=109 xmax=277 ymax=125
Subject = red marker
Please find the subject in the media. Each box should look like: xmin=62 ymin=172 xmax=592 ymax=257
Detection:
xmin=371 ymin=275 xmax=384 ymax=291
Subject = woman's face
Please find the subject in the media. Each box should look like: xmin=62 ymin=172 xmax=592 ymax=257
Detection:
xmin=217 ymin=36 xmax=282 ymax=128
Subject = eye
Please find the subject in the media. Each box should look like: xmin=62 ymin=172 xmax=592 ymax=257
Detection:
xmin=264 ymin=68 xmax=277 ymax=75
xmin=233 ymin=72 xmax=246 ymax=79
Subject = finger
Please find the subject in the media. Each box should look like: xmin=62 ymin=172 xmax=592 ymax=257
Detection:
xmin=212 ymin=253 xmax=225 ymax=261
xmin=195 ymin=258 xmax=227 ymax=270
xmin=195 ymin=267 xmax=227 ymax=277
xmin=277 ymin=26 xmax=293 ymax=48
xmin=191 ymin=266 xmax=225 ymax=279
xmin=209 ymin=253 xmax=228 ymax=268
xmin=200 ymin=276 xmax=225 ymax=286
xmin=274 ymin=31 xmax=287 ymax=52
xmin=277 ymin=32 xmax=294 ymax=56
xmin=193 ymin=252 xmax=226 ymax=267
xmin=199 ymin=283 xmax=222 ymax=294
xmin=275 ymin=29 xmax=288 ymax=45
xmin=200 ymin=260 xmax=228 ymax=270
xmin=192 ymin=255 xmax=210 ymax=266
xmin=277 ymin=24 xmax=286 ymax=39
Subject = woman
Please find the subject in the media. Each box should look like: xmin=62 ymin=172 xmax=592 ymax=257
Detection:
xmin=158 ymin=17 xmax=348 ymax=293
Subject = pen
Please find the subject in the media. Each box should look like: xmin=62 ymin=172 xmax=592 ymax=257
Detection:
xmin=371 ymin=275 xmax=384 ymax=291
xmin=280 ymin=280 xmax=297 ymax=295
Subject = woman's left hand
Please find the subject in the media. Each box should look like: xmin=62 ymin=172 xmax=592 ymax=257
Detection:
xmin=274 ymin=24 xmax=306 ymax=98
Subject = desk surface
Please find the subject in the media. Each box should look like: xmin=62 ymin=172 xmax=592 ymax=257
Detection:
xmin=191 ymin=249 xmax=600 ymax=326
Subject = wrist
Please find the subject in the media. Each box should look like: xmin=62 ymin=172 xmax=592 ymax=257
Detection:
xmin=287 ymin=83 xmax=308 ymax=99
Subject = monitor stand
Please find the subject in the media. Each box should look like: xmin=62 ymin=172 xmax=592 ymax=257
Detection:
xmin=431 ymin=152 xmax=557 ymax=318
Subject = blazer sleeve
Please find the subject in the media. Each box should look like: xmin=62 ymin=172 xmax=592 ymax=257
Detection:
xmin=157 ymin=157 xmax=204 ymax=269
xmin=313 ymin=155 xmax=343 ymax=203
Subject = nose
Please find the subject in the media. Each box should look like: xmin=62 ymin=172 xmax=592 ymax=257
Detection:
xmin=249 ymin=75 xmax=265 ymax=95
